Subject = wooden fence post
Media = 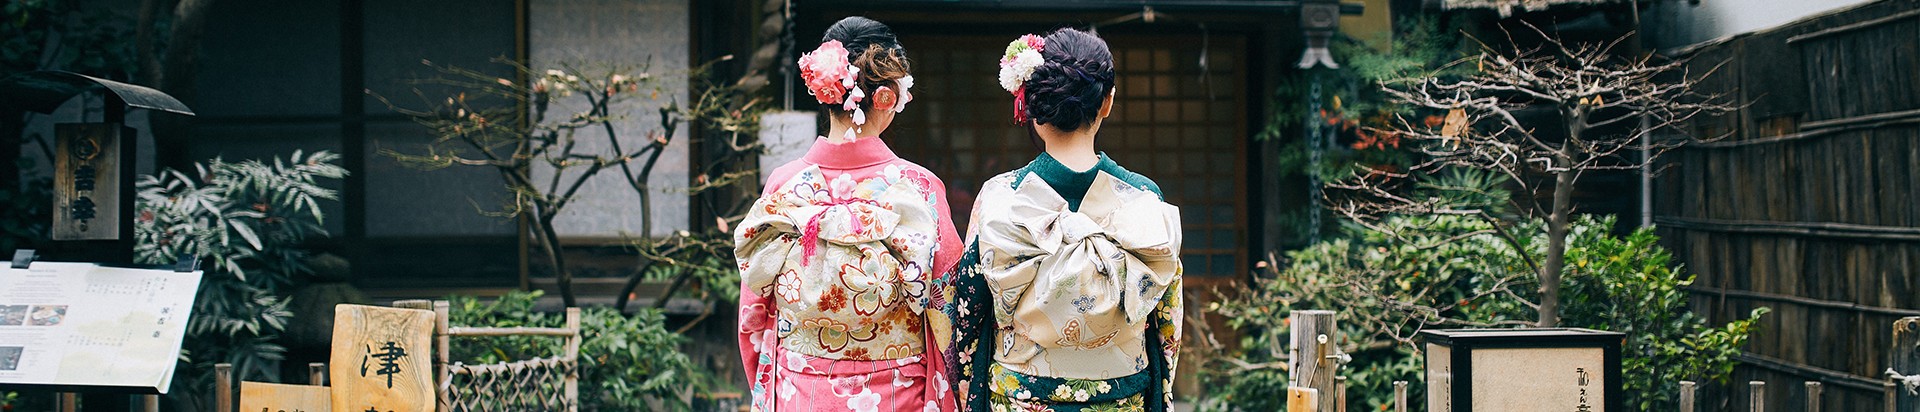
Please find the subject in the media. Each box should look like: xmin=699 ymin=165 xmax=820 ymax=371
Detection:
xmin=1806 ymin=381 xmax=1822 ymax=412
xmin=565 ymin=306 xmax=582 ymax=412
xmin=214 ymin=363 xmax=233 ymax=412
xmin=1895 ymin=317 xmax=1920 ymax=412
xmin=1289 ymin=310 xmax=1338 ymax=412
xmin=1890 ymin=380 xmax=1900 ymax=412
xmin=1393 ymin=381 xmax=1408 ymax=412
xmin=309 ymin=362 xmax=327 ymax=386
xmin=1334 ymin=376 xmax=1348 ymax=412
xmin=1750 ymin=381 xmax=1766 ymax=412
xmin=55 ymin=393 xmax=76 ymax=412
xmin=1680 ymin=380 xmax=1696 ymax=412
xmin=433 ymin=300 xmax=453 ymax=412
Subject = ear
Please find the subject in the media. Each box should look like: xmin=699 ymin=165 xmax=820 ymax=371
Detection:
xmin=872 ymin=86 xmax=898 ymax=112
xmin=1098 ymin=87 xmax=1116 ymax=119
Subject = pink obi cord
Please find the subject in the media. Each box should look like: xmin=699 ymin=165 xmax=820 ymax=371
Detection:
xmin=798 ymin=197 xmax=882 ymax=266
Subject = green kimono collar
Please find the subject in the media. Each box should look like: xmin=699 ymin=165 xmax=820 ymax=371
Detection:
xmin=1017 ymin=152 xmax=1159 ymax=211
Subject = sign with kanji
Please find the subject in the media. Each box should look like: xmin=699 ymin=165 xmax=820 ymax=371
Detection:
xmin=1421 ymin=328 xmax=1622 ymax=412
xmin=240 ymin=381 xmax=331 ymax=412
xmin=329 ymin=304 xmax=433 ymax=412
xmin=52 ymin=123 xmax=124 ymax=241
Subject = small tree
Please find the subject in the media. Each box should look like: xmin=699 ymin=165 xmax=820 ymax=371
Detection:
xmin=378 ymin=59 xmax=763 ymax=307
xmin=1331 ymin=27 xmax=1732 ymax=326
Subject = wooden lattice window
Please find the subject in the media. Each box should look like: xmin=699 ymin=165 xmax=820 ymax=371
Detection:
xmin=889 ymin=34 xmax=1249 ymax=277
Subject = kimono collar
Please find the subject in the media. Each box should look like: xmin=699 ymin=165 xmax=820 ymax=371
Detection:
xmin=1020 ymin=152 xmax=1120 ymax=212
xmin=802 ymin=136 xmax=898 ymax=170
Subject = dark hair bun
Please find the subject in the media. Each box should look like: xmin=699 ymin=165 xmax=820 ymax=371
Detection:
xmin=823 ymin=16 xmax=900 ymax=54
xmin=1022 ymin=28 xmax=1114 ymax=131
xmin=821 ymin=17 xmax=911 ymax=113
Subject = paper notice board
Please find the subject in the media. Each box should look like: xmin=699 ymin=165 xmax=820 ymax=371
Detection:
xmin=0 ymin=262 xmax=202 ymax=394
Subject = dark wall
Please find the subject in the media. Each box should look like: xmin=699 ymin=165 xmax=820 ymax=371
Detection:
xmin=1653 ymin=1 xmax=1920 ymax=410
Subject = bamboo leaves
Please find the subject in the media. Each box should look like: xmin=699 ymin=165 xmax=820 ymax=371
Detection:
xmin=133 ymin=150 xmax=344 ymax=394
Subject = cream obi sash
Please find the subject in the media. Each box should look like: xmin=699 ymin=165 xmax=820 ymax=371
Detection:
xmin=734 ymin=165 xmax=940 ymax=360
xmin=975 ymin=171 xmax=1181 ymax=379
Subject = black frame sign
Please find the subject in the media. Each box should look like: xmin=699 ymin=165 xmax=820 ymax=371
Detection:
xmin=1420 ymin=328 xmax=1623 ymax=412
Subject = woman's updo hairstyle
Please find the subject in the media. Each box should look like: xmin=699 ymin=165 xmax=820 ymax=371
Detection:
xmin=1022 ymin=28 xmax=1115 ymax=131
xmin=819 ymin=16 xmax=911 ymax=114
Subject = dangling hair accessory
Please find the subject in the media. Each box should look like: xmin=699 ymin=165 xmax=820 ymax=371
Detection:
xmin=998 ymin=34 xmax=1046 ymax=123
xmin=799 ymin=40 xmax=871 ymax=130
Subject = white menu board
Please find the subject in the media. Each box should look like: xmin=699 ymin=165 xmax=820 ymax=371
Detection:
xmin=0 ymin=262 xmax=201 ymax=393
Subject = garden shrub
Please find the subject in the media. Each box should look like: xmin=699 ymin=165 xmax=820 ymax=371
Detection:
xmin=446 ymin=290 xmax=719 ymax=411
xmin=1207 ymin=215 xmax=1764 ymax=411
xmin=135 ymin=151 xmax=346 ymax=410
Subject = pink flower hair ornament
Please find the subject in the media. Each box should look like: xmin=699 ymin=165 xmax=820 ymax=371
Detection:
xmin=799 ymin=40 xmax=856 ymax=106
xmin=799 ymin=40 xmax=917 ymax=138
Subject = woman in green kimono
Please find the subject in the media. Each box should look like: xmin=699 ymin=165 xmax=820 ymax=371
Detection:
xmin=948 ymin=28 xmax=1184 ymax=412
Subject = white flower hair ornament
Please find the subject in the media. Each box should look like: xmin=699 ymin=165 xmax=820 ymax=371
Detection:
xmin=891 ymin=75 xmax=915 ymax=113
xmin=998 ymin=34 xmax=1046 ymax=123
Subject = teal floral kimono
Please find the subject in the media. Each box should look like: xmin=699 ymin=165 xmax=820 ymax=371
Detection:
xmin=947 ymin=153 xmax=1184 ymax=412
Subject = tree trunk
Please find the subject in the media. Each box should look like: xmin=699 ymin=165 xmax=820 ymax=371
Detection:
xmin=148 ymin=0 xmax=216 ymax=172
xmin=533 ymin=214 xmax=577 ymax=307
xmin=1542 ymin=108 xmax=1587 ymax=327
xmin=1539 ymin=166 xmax=1573 ymax=327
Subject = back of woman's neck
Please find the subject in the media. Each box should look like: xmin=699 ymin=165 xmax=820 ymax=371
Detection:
xmin=1039 ymin=130 xmax=1099 ymax=172
xmin=825 ymin=119 xmax=877 ymax=143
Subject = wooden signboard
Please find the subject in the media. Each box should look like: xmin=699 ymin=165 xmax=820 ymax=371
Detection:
xmin=329 ymin=304 xmax=434 ymax=412
xmin=241 ymin=381 xmax=331 ymax=412
xmin=1420 ymin=328 xmax=1622 ymax=412
xmin=1287 ymin=387 xmax=1320 ymax=412
xmin=51 ymin=124 xmax=124 ymax=241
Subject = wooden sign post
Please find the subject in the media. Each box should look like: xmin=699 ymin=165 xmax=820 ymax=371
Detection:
xmin=330 ymin=304 xmax=434 ymax=412
xmin=241 ymin=381 xmax=331 ymax=412
xmin=1288 ymin=310 xmax=1338 ymax=412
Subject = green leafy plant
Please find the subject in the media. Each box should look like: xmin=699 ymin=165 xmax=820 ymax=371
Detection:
xmin=1 ymin=0 xmax=138 ymax=77
xmin=1207 ymin=212 xmax=1764 ymax=411
xmin=133 ymin=151 xmax=346 ymax=410
xmin=446 ymin=290 xmax=719 ymax=411
xmin=1558 ymin=217 xmax=1768 ymax=410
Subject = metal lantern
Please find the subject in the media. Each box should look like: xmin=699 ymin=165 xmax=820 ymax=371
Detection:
xmin=0 ymin=71 xmax=194 ymax=263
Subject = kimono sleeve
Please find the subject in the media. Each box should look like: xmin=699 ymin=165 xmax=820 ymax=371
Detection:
xmin=734 ymin=210 xmax=800 ymax=411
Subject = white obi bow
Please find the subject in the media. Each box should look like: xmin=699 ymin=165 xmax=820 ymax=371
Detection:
xmin=975 ymin=171 xmax=1180 ymax=372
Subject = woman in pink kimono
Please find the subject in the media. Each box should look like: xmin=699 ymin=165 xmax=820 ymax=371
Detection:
xmin=734 ymin=16 xmax=962 ymax=412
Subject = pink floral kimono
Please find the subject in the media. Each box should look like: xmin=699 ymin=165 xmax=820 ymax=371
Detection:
xmin=735 ymin=136 xmax=962 ymax=412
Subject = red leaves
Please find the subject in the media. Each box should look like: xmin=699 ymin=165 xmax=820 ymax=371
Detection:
xmin=1351 ymin=129 xmax=1402 ymax=151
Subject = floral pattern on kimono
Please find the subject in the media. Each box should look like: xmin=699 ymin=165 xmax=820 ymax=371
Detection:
xmin=738 ymin=136 xmax=961 ymax=412
xmin=986 ymin=363 xmax=1149 ymax=412
xmin=949 ymin=155 xmax=1183 ymax=412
